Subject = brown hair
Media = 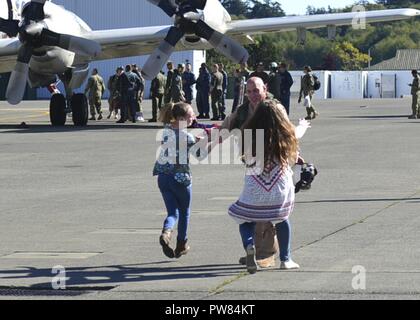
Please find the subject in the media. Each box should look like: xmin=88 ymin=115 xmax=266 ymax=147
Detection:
xmin=241 ymin=100 xmax=298 ymax=168
xmin=158 ymin=102 xmax=191 ymax=124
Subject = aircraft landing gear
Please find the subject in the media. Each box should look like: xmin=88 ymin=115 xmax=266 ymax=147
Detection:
xmin=49 ymin=94 xmax=67 ymax=126
xmin=71 ymin=93 xmax=88 ymax=126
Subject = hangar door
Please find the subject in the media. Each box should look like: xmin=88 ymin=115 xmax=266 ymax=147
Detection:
xmin=381 ymin=74 xmax=396 ymax=98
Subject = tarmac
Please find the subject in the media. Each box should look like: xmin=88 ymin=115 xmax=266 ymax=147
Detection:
xmin=0 ymin=97 xmax=420 ymax=300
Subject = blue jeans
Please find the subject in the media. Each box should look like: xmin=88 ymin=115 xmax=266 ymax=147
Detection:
xmin=239 ymin=220 xmax=291 ymax=262
xmin=280 ymin=93 xmax=291 ymax=115
xmin=158 ymin=174 xmax=192 ymax=241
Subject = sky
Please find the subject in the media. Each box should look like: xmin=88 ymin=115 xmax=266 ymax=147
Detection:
xmin=280 ymin=0 xmax=375 ymax=15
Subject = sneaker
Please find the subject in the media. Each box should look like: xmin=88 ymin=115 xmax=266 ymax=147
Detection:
xmin=280 ymin=259 xmax=300 ymax=270
xmin=305 ymin=115 xmax=312 ymax=121
xmin=159 ymin=229 xmax=175 ymax=259
xmin=174 ymin=239 xmax=190 ymax=258
xmin=136 ymin=116 xmax=145 ymax=122
xmin=246 ymin=244 xmax=258 ymax=274
xmin=97 ymin=114 xmax=103 ymax=120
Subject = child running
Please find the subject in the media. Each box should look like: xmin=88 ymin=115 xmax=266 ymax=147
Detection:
xmin=153 ymin=102 xmax=197 ymax=259
xmin=228 ymin=99 xmax=300 ymax=274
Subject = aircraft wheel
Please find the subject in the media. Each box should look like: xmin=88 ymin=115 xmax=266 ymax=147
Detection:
xmin=71 ymin=94 xmax=88 ymax=126
xmin=49 ymin=94 xmax=67 ymax=126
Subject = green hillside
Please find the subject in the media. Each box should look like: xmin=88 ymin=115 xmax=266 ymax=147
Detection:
xmin=208 ymin=0 xmax=420 ymax=71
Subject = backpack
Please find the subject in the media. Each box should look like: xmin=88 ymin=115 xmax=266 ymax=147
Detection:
xmin=313 ymin=75 xmax=321 ymax=91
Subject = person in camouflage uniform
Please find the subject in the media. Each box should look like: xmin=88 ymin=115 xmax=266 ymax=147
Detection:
xmin=164 ymin=61 xmax=175 ymax=104
xmin=85 ymin=68 xmax=106 ymax=121
xmin=210 ymin=64 xmax=225 ymax=120
xmin=409 ymin=70 xmax=420 ymax=119
xmin=298 ymin=66 xmax=318 ymax=120
xmin=107 ymin=67 xmax=123 ymax=119
xmin=170 ymin=64 xmax=186 ymax=103
xmin=150 ymin=71 xmax=166 ymax=122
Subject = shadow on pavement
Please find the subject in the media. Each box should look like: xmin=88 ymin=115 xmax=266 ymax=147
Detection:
xmin=0 ymin=262 xmax=245 ymax=289
xmin=0 ymin=124 xmax=164 ymax=133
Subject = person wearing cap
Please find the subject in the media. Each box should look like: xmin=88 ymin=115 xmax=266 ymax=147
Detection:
xmin=409 ymin=69 xmax=420 ymax=119
xmin=85 ymin=68 xmax=105 ymax=121
xmin=149 ymin=70 xmax=166 ymax=122
xmin=132 ymin=64 xmax=145 ymax=122
xmin=107 ymin=67 xmax=123 ymax=119
xmin=116 ymin=64 xmax=142 ymax=123
xmin=250 ymin=62 xmax=269 ymax=84
xmin=298 ymin=65 xmax=318 ymax=120
xmin=182 ymin=63 xmax=196 ymax=104
xmin=164 ymin=61 xmax=175 ymax=104
xmin=170 ymin=64 xmax=186 ymax=103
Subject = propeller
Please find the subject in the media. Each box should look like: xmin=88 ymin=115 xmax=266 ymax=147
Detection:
xmin=142 ymin=0 xmax=249 ymax=80
xmin=4 ymin=0 xmax=101 ymax=105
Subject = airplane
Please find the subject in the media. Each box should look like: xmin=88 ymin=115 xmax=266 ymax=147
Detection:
xmin=0 ymin=0 xmax=419 ymax=126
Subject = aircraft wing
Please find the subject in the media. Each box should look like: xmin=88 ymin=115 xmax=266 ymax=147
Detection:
xmin=225 ymin=8 xmax=420 ymax=37
xmin=0 ymin=8 xmax=419 ymax=72
xmin=80 ymin=8 xmax=420 ymax=60
xmin=0 ymin=25 xmax=174 ymax=72
xmin=85 ymin=25 xmax=173 ymax=61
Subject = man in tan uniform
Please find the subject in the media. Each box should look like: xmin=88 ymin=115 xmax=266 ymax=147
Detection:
xmin=85 ymin=68 xmax=106 ymax=121
xmin=409 ymin=70 xmax=420 ymax=119
xmin=298 ymin=66 xmax=318 ymax=120
xmin=210 ymin=64 xmax=225 ymax=121
xmin=221 ymin=77 xmax=280 ymax=268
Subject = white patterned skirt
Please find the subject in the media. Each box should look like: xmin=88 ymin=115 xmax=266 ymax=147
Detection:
xmin=228 ymin=165 xmax=295 ymax=224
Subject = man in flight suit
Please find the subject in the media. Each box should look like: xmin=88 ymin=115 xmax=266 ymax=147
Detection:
xmin=85 ymin=68 xmax=105 ymax=121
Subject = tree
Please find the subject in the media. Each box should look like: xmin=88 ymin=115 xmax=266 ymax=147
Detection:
xmin=247 ymin=0 xmax=285 ymax=18
xmin=331 ymin=41 xmax=372 ymax=70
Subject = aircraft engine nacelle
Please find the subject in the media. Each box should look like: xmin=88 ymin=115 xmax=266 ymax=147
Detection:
xmin=180 ymin=36 xmax=212 ymax=50
xmin=30 ymin=48 xmax=75 ymax=75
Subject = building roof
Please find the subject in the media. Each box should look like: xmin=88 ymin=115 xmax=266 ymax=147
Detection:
xmin=366 ymin=49 xmax=420 ymax=71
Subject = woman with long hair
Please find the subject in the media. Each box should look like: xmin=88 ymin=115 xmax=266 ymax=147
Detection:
xmin=228 ymin=100 xmax=301 ymax=274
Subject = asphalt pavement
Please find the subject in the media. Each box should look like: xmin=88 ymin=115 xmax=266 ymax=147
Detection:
xmin=0 ymin=98 xmax=419 ymax=300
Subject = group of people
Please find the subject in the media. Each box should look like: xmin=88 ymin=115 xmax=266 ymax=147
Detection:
xmin=84 ymin=60 xmax=322 ymax=124
xmin=85 ymin=64 xmax=146 ymax=123
xmin=153 ymin=76 xmax=312 ymax=273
